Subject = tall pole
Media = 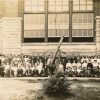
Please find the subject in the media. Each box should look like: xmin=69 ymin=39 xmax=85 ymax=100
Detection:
xmin=51 ymin=36 xmax=64 ymax=64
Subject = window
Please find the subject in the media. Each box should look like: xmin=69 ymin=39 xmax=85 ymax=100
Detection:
xmin=25 ymin=0 xmax=44 ymax=12
xmin=24 ymin=0 xmax=94 ymax=43
xmin=48 ymin=14 xmax=69 ymax=42
xmin=48 ymin=0 xmax=69 ymax=12
xmin=24 ymin=14 xmax=45 ymax=42
xmin=73 ymin=0 xmax=93 ymax=11
xmin=72 ymin=13 xmax=94 ymax=42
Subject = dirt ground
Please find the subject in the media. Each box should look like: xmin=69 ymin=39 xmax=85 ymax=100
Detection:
xmin=0 ymin=78 xmax=100 ymax=100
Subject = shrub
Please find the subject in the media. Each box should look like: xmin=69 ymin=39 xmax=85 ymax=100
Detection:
xmin=43 ymin=71 xmax=71 ymax=97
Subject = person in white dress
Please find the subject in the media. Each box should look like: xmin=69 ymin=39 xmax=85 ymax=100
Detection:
xmin=37 ymin=59 xmax=43 ymax=75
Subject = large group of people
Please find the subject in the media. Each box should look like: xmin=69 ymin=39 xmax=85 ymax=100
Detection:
xmin=0 ymin=54 xmax=100 ymax=77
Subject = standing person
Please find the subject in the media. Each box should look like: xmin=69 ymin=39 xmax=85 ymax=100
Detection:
xmin=37 ymin=59 xmax=43 ymax=76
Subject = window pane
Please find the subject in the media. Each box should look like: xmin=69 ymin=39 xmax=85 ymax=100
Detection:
xmin=25 ymin=0 xmax=44 ymax=12
xmin=63 ymin=0 xmax=69 ymax=5
xmin=80 ymin=5 xmax=86 ymax=10
xmin=73 ymin=6 xmax=79 ymax=11
xmin=24 ymin=14 xmax=45 ymax=38
xmin=87 ymin=5 xmax=93 ymax=10
xmin=72 ymin=13 xmax=93 ymax=37
xmin=48 ymin=14 xmax=69 ymax=37
xmin=73 ymin=0 xmax=93 ymax=11
xmin=73 ymin=0 xmax=79 ymax=5
xmin=48 ymin=0 xmax=69 ymax=12
xmin=87 ymin=0 xmax=93 ymax=4
xmin=80 ymin=0 xmax=86 ymax=4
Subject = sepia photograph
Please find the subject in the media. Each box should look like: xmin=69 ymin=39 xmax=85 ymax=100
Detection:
xmin=0 ymin=0 xmax=100 ymax=100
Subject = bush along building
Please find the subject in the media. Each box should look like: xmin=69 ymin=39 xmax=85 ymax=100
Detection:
xmin=0 ymin=0 xmax=100 ymax=55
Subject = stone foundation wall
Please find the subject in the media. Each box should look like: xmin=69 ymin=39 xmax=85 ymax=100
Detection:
xmin=2 ymin=18 xmax=22 ymax=54
xmin=21 ymin=44 xmax=96 ymax=56
xmin=96 ymin=16 xmax=100 ymax=55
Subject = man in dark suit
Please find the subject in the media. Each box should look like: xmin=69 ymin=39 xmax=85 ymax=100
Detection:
xmin=6 ymin=67 xmax=14 ymax=77
xmin=17 ymin=66 xmax=23 ymax=77
xmin=32 ymin=66 xmax=39 ymax=77
xmin=0 ymin=65 xmax=5 ymax=77
xmin=87 ymin=60 xmax=94 ymax=77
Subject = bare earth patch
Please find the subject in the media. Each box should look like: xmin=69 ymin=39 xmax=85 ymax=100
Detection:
xmin=0 ymin=78 xmax=100 ymax=100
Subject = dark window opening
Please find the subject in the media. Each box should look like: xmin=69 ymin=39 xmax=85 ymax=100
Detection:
xmin=72 ymin=37 xmax=94 ymax=42
xmin=24 ymin=38 xmax=45 ymax=43
xmin=48 ymin=37 xmax=69 ymax=43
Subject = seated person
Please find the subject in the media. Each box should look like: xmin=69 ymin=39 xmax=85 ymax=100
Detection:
xmin=82 ymin=60 xmax=87 ymax=70
xmin=40 ymin=67 xmax=48 ymax=77
xmin=4 ymin=62 xmax=10 ymax=75
xmin=97 ymin=55 xmax=100 ymax=63
xmin=17 ymin=66 xmax=23 ymax=77
xmin=57 ymin=61 xmax=64 ymax=73
xmin=93 ymin=60 xmax=99 ymax=77
xmin=6 ymin=67 xmax=14 ymax=77
xmin=65 ymin=60 xmax=72 ymax=72
xmin=0 ymin=64 xmax=5 ymax=77
xmin=72 ymin=60 xmax=77 ymax=72
xmin=68 ymin=67 xmax=73 ymax=77
xmin=25 ymin=66 xmax=32 ymax=77
xmin=86 ymin=60 xmax=93 ymax=77
xmin=32 ymin=66 xmax=39 ymax=77
xmin=73 ymin=67 xmax=78 ymax=77
xmin=77 ymin=66 xmax=83 ymax=77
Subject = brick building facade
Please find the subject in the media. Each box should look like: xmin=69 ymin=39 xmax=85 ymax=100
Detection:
xmin=0 ymin=0 xmax=100 ymax=55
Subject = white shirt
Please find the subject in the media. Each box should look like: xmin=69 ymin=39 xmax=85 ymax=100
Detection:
xmin=93 ymin=62 xmax=98 ymax=69
xmin=82 ymin=63 xmax=87 ymax=69
xmin=66 ymin=63 xmax=72 ymax=69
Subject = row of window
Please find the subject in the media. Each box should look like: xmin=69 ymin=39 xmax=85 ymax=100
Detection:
xmin=24 ymin=0 xmax=94 ymax=43
xmin=24 ymin=13 xmax=93 ymax=38
xmin=25 ymin=0 xmax=93 ymax=12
